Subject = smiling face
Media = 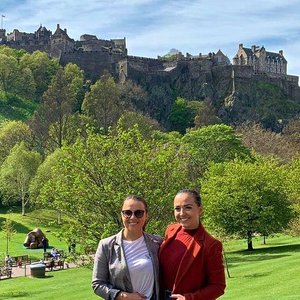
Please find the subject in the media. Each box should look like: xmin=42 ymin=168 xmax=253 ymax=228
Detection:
xmin=174 ymin=192 xmax=202 ymax=230
xmin=121 ymin=198 xmax=148 ymax=237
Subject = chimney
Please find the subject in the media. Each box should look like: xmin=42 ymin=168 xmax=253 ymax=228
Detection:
xmin=279 ymin=50 xmax=283 ymax=56
xmin=57 ymin=24 xmax=60 ymax=30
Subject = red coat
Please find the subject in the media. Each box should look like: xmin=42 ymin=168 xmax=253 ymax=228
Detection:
xmin=159 ymin=223 xmax=226 ymax=300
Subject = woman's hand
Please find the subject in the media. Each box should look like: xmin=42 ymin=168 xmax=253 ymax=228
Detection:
xmin=171 ymin=294 xmax=186 ymax=300
xmin=116 ymin=292 xmax=146 ymax=300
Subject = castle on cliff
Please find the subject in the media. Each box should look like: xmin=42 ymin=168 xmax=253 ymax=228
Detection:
xmin=0 ymin=24 xmax=298 ymax=98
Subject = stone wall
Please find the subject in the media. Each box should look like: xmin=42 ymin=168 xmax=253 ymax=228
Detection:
xmin=59 ymin=50 xmax=125 ymax=82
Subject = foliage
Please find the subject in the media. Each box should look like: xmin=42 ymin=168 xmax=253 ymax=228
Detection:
xmin=117 ymin=111 xmax=162 ymax=139
xmin=168 ymin=97 xmax=194 ymax=134
xmin=284 ymin=156 xmax=300 ymax=235
xmin=201 ymin=157 xmax=295 ymax=250
xmin=0 ymin=142 xmax=42 ymax=215
xmin=82 ymin=74 xmax=122 ymax=134
xmin=1 ymin=214 xmax=16 ymax=255
xmin=20 ymin=50 xmax=60 ymax=99
xmin=34 ymin=126 xmax=191 ymax=249
xmin=29 ymin=67 xmax=84 ymax=154
xmin=118 ymin=80 xmax=149 ymax=113
xmin=182 ymin=124 xmax=252 ymax=179
xmin=237 ymin=122 xmax=298 ymax=162
xmin=0 ymin=120 xmax=33 ymax=164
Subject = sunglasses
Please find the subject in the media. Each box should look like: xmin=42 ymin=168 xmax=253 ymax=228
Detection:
xmin=121 ymin=210 xmax=145 ymax=219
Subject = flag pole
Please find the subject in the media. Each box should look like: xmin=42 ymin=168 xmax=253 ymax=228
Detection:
xmin=1 ymin=15 xmax=5 ymax=30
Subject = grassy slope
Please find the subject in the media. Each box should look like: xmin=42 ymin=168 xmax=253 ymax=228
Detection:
xmin=0 ymin=92 xmax=38 ymax=122
xmin=1 ymin=208 xmax=300 ymax=299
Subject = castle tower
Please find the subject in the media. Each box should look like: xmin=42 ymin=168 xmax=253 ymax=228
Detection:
xmin=0 ymin=28 xmax=6 ymax=43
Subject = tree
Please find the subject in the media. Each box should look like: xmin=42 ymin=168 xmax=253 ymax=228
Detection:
xmin=237 ymin=122 xmax=298 ymax=162
xmin=182 ymin=124 xmax=252 ymax=179
xmin=0 ymin=120 xmax=33 ymax=164
xmin=35 ymin=126 xmax=191 ymax=249
xmin=117 ymin=111 xmax=162 ymax=139
xmin=201 ymin=157 xmax=294 ymax=250
xmin=118 ymin=80 xmax=148 ymax=113
xmin=0 ymin=142 xmax=42 ymax=215
xmin=193 ymin=99 xmax=221 ymax=128
xmin=284 ymin=156 xmax=300 ymax=235
xmin=82 ymin=74 xmax=122 ymax=134
xmin=0 ymin=53 xmax=18 ymax=94
xmin=1 ymin=215 xmax=16 ymax=255
xmin=168 ymin=97 xmax=194 ymax=134
xmin=29 ymin=67 xmax=80 ymax=153
xmin=20 ymin=50 xmax=59 ymax=99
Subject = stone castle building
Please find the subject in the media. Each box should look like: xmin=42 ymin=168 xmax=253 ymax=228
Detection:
xmin=0 ymin=24 xmax=298 ymax=99
xmin=233 ymin=44 xmax=287 ymax=76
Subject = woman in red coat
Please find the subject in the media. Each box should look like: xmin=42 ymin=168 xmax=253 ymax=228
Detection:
xmin=159 ymin=189 xmax=226 ymax=300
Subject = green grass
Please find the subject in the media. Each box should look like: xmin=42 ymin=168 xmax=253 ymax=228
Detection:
xmin=0 ymin=92 xmax=38 ymax=121
xmin=1 ymin=207 xmax=300 ymax=299
xmin=0 ymin=206 xmax=69 ymax=261
xmin=0 ymin=267 xmax=99 ymax=300
xmin=221 ymin=235 xmax=300 ymax=299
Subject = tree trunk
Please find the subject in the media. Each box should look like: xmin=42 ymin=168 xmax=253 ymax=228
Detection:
xmin=22 ymin=194 xmax=26 ymax=216
xmin=247 ymin=230 xmax=253 ymax=251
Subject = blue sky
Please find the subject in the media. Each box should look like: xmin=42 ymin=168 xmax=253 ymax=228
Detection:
xmin=1 ymin=0 xmax=300 ymax=77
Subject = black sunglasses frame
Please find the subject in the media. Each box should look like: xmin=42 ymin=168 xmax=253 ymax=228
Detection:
xmin=121 ymin=209 xmax=145 ymax=218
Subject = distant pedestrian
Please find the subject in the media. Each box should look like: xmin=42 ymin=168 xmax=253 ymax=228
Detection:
xmin=42 ymin=237 xmax=48 ymax=252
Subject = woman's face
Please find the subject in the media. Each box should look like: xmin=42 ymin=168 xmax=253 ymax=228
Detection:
xmin=121 ymin=199 xmax=147 ymax=234
xmin=174 ymin=192 xmax=202 ymax=230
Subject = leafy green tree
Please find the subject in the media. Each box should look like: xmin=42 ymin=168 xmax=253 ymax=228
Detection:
xmin=20 ymin=50 xmax=59 ymax=99
xmin=63 ymin=63 xmax=85 ymax=112
xmin=1 ymin=215 xmax=16 ymax=255
xmin=182 ymin=124 xmax=252 ymax=179
xmin=0 ymin=53 xmax=18 ymax=94
xmin=0 ymin=142 xmax=42 ymax=215
xmin=35 ymin=126 xmax=191 ymax=249
xmin=117 ymin=111 xmax=162 ymax=139
xmin=0 ymin=120 xmax=33 ymax=164
xmin=284 ymin=156 xmax=300 ymax=235
xmin=201 ymin=157 xmax=294 ymax=250
xmin=29 ymin=68 xmax=79 ymax=153
xmin=82 ymin=74 xmax=122 ymax=134
xmin=168 ymin=97 xmax=194 ymax=134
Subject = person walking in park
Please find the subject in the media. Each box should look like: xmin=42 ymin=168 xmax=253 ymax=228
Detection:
xmin=92 ymin=195 xmax=162 ymax=300
xmin=159 ymin=189 xmax=226 ymax=300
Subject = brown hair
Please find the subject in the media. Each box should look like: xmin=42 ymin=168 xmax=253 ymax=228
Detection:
xmin=176 ymin=189 xmax=202 ymax=207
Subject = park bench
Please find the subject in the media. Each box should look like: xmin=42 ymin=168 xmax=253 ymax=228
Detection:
xmin=43 ymin=250 xmax=65 ymax=271
xmin=0 ymin=266 xmax=12 ymax=279
xmin=10 ymin=255 xmax=31 ymax=267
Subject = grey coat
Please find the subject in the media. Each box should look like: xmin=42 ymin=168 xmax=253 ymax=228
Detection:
xmin=92 ymin=230 xmax=163 ymax=300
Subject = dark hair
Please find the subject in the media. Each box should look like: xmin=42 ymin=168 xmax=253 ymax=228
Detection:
xmin=176 ymin=189 xmax=202 ymax=206
xmin=123 ymin=194 xmax=148 ymax=212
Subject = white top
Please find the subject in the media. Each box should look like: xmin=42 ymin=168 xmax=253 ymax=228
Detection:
xmin=123 ymin=235 xmax=154 ymax=300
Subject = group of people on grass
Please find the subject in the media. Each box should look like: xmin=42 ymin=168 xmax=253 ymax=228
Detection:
xmin=92 ymin=189 xmax=226 ymax=300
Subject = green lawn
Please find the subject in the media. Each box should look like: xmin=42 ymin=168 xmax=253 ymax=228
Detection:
xmin=0 ymin=206 xmax=69 ymax=261
xmin=1 ymin=207 xmax=300 ymax=299
xmin=0 ymin=267 xmax=99 ymax=300
xmin=221 ymin=235 xmax=300 ymax=299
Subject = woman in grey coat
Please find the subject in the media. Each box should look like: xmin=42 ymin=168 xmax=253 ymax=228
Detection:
xmin=92 ymin=195 xmax=162 ymax=300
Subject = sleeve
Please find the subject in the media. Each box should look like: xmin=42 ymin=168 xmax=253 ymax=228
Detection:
xmin=185 ymin=240 xmax=226 ymax=300
xmin=91 ymin=240 xmax=121 ymax=300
